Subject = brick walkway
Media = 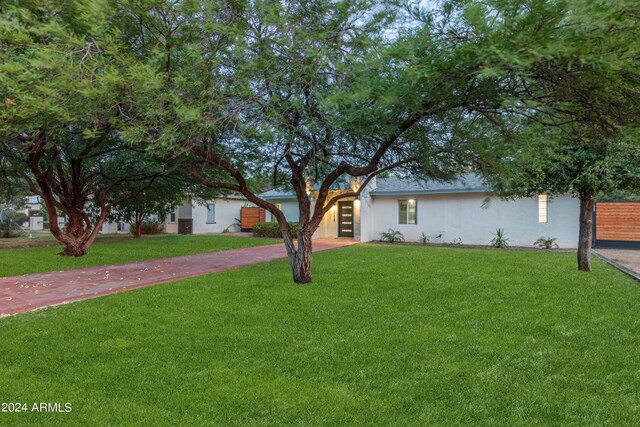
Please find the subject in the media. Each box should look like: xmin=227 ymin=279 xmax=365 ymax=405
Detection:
xmin=0 ymin=240 xmax=354 ymax=316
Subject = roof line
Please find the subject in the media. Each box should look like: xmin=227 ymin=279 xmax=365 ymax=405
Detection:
xmin=370 ymin=188 xmax=491 ymax=196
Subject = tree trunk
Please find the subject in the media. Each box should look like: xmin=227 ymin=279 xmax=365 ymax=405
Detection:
xmin=292 ymin=230 xmax=313 ymax=284
xmin=59 ymin=241 xmax=87 ymax=257
xmin=281 ymin=225 xmax=314 ymax=284
xmin=577 ymin=193 xmax=595 ymax=272
xmin=52 ymin=208 xmax=107 ymax=257
xmin=55 ymin=212 xmax=88 ymax=257
xmin=134 ymin=213 xmax=143 ymax=238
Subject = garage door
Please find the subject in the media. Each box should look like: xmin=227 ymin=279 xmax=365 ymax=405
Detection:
xmin=594 ymin=202 xmax=640 ymax=249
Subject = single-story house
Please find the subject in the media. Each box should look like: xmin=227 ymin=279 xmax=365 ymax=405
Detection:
xmin=162 ymin=195 xmax=252 ymax=235
xmin=260 ymin=174 xmax=580 ymax=248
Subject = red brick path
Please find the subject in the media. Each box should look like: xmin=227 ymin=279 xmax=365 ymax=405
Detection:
xmin=0 ymin=240 xmax=354 ymax=316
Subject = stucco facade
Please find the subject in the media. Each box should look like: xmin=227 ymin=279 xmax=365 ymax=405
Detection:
xmin=259 ymin=175 xmax=581 ymax=249
xmin=165 ymin=197 xmax=253 ymax=234
xmin=360 ymin=192 xmax=579 ymax=248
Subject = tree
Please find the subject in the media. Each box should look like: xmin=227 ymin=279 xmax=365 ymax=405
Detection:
xmin=115 ymin=0 xmax=509 ymax=283
xmin=484 ymin=125 xmax=640 ymax=271
xmin=0 ymin=1 xmax=165 ymax=255
xmin=458 ymin=0 xmax=640 ymax=271
xmin=108 ymin=176 xmax=187 ymax=238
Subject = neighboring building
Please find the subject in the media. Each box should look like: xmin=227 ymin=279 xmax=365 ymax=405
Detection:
xmin=259 ymin=174 xmax=581 ymax=248
xmin=163 ymin=195 xmax=253 ymax=235
xmin=100 ymin=221 xmax=130 ymax=234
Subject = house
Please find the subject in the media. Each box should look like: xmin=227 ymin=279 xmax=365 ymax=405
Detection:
xmin=162 ymin=195 xmax=253 ymax=235
xmin=259 ymin=174 xmax=580 ymax=248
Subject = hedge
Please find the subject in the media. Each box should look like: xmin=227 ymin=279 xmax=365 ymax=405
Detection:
xmin=131 ymin=220 xmax=164 ymax=236
xmin=253 ymin=221 xmax=298 ymax=238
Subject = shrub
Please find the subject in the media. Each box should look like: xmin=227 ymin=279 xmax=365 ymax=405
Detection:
xmin=380 ymin=228 xmax=404 ymax=243
xmin=131 ymin=221 xmax=164 ymax=236
xmin=0 ymin=210 xmax=27 ymax=238
xmin=418 ymin=232 xmax=430 ymax=244
xmin=253 ymin=222 xmax=298 ymax=238
xmin=490 ymin=228 xmax=509 ymax=248
xmin=534 ymin=236 xmax=559 ymax=249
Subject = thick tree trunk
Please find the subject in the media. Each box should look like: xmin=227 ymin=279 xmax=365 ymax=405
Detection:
xmin=577 ymin=194 xmax=595 ymax=272
xmin=135 ymin=223 xmax=143 ymax=238
xmin=57 ymin=214 xmax=89 ymax=256
xmin=280 ymin=224 xmax=314 ymax=284
xmin=292 ymin=230 xmax=313 ymax=284
xmin=52 ymin=208 xmax=107 ymax=257
xmin=59 ymin=241 xmax=87 ymax=257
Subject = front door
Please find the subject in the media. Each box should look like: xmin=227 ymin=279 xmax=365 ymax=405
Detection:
xmin=338 ymin=201 xmax=354 ymax=238
xmin=178 ymin=218 xmax=193 ymax=235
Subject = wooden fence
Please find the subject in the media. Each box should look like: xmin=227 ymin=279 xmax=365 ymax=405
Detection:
xmin=595 ymin=202 xmax=640 ymax=248
xmin=240 ymin=207 xmax=266 ymax=231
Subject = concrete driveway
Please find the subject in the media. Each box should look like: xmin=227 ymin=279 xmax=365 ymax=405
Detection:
xmin=594 ymin=248 xmax=640 ymax=280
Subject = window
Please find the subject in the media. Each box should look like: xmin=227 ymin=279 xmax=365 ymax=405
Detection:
xmin=270 ymin=203 xmax=282 ymax=222
xmin=399 ymin=200 xmax=417 ymax=225
xmin=206 ymin=204 xmax=216 ymax=223
xmin=538 ymin=194 xmax=548 ymax=223
xmin=169 ymin=211 xmax=176 ymax=222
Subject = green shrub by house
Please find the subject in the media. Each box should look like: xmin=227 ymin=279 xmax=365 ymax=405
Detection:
xmin=253 ymin=222 xmax=299 ymax=238
xmin=130 ymin=221 xmax=164 ymax=236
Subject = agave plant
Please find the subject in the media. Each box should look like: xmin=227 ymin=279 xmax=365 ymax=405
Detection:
xmin=534 ymin=236 xmax=559 ymax=249
xmin=418 ymin=232 xmax=430 ymax=244
xmin=380 ymin=228 xmax=404 ymax=243
xmin=490 ymin=228 xmax=510 ymax=248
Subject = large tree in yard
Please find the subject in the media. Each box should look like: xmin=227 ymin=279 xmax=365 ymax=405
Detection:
xmin=0 ymin=1 xmax=165 ymax=255
xmin=461 ymin=0 xmax=640 ymax=271
xmin=117 ymin=0 xmax=511 ymax=283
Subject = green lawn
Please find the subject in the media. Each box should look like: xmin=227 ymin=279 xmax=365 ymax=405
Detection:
xmin=0 ymin=235 xmax=279 ymax=277
xmin=1 ymin=245 xmax=639 ymax=425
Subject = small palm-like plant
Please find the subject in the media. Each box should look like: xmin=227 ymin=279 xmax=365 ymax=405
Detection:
xmin=418 ymin=232 xmax=430 ymax=244
xmin=380 ymin=228 xmax=404 ymax=243
xmin=534 ymin=236 xmax=559 ymax=249
xmin=490 ymin=228 xmax=510 ymax=248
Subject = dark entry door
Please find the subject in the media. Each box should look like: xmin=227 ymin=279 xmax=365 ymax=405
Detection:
xmin=338 ymin=201 xmax=354 ymax=237
xmin=178 ymin=218 xmax=193 ymax=235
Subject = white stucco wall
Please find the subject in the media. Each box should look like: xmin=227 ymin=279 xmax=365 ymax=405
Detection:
xmin=361 ymin=192 xmax=580 ymax=248
xmin=262 ymin=199 xmax=334 ymax=238
xmin=265 ymin=199 xmax=300 ymax=222
xmin=100 ymin=221 xmax=130 ymax=234
xmin=192 ymin=198 xmax=252 ymax=234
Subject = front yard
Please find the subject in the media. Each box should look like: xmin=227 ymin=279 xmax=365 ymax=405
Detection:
xmin=1 ymin=244 xmax=639 ymax=425
xmin=0 ymin=235 xmax=280 ymax=277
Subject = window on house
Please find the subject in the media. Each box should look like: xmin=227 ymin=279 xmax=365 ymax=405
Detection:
xmin=399 ymin=200 xmax=417 ymax=224
xmin=538 ymin=194 xmax=548 ymax=223
xmin=207 ymin=204 xmax=216 ymax=223
xmin=270 ymin=203 xmax=282 ymax=222
xmin=170 ymin=211 xmax=176 ymax=222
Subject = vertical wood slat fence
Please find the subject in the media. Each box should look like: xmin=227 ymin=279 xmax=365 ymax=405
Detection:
xmin=240 ymin=207 xmax=266 ymax=231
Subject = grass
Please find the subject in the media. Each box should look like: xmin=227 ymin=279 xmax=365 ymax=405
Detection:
xmin=0 ymin=235 xmax=280 ymax=277
xmin=1 ymin=244 xmax=639 ymax=425
xmin=0 ymin=230 xmax=125 ymax=249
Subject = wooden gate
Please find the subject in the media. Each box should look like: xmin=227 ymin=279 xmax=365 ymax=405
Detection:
xmin=594 ymin=202 xmax=640 ymax=249
xmin=178 ymin=218 xmax=193 ymax=235
xmin=240 ymin=207 xmax=265 ymax=231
